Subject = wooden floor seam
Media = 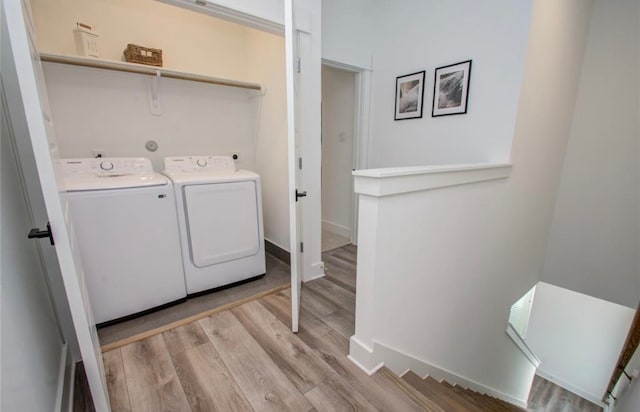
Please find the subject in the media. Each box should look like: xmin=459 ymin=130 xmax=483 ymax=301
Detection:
xmin=100 ymin=283 xmax=290 ymax=352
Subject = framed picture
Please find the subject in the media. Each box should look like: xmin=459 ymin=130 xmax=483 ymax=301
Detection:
xmin=432 ymin=60 xmax=472 ymax=117
xmin=394 ymin=71 xmax=425 ymax=120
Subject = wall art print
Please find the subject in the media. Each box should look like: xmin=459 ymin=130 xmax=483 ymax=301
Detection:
xmin=394 ymin=70 xmax=425 ymax=120
xmin=432 ymin=60 xmax=472 ymax=117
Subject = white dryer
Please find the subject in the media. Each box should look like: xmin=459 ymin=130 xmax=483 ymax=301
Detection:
xmin=58 ymin=157 xmax=186 ymax=324
xmin=163 ymin=155 xmax=266 ymax=294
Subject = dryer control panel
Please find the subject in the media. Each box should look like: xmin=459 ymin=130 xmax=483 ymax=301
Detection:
xmin=164 ymin=156 xmax=236 ymax=173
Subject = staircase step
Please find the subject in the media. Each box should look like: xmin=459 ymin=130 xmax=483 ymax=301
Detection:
xmin=427 ymin=379 xmax=486 ymax=412
xmin=376 ymin=368 xmax=447 ymax=412
xmin=402 ymin=371 xmax=528 ymax=412
xmin=446 ymin=382 xmax=495 ymax=410
xmin=402 ymin=371 xmax=483 ymax=411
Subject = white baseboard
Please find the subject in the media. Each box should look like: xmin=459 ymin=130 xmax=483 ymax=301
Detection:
xmin=535 ymin=369 xmax=605 ymax=408
xmin=304 ymin=272 xmax=325 ymax=282
xmin=349 ymin=336 xmax=383 ymax=374
xmin=54 ymin=344 xmax=74 ymax=412
xmin=302 ymin=261 xmax=325 ymax=283
xmin=63 ymin=360 xmax=76 ymax=412
xmin=54 ymin=344 xmax=68 ymax=412
xmin=322 ymin=220 xmax=352 ymax=239
xmin=352 ymin=340 xmax=529 ymax=408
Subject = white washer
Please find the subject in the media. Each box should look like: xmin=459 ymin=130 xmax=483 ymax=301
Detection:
xmin=163 ymin=155 xmax=266 ymax=294
xmin=58 ymin=157 xmax=186 ymax=324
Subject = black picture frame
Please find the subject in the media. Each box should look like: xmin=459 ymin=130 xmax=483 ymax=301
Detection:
xmin=394 ymin=70 xmax=426 ymax=120
xmin=432 ymin=60 xmax=472 ymax=117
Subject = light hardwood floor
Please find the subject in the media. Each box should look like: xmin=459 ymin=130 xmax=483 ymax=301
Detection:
xmin=92 ymin=245 xmax=602 ymax=412
xmin=101 ymin=244 xmax=436 ymax=411
xmin=321 ymin=228 xmax=351 ymax=252
xmin=98 ymin=252 xmax=290 ymax=346
xmin=527 ymin=375 xmax=602 ymax=412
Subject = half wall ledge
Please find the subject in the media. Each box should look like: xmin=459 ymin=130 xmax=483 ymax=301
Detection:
xmin=352 ymin=163 xmax=512 ymax=197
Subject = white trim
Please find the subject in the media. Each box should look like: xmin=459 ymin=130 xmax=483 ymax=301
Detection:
xmin=156 ymin=0 xmax=284 ymax=35
xmin=62 ymin=355 xmax=76 ymax=412
xmin=353 ymin=163 xmax=512 ymax=197
xmin=349 ymin=336 xmax=382 ymax=374
xmin=303 ymin=272 xmax=325 ymax=283
xmin=54 ymin=344 xmax=68 ymax=412
xmin=322 ymin=220 xmax=351 ymax=239
xmin=320 ymin=59 xmax=372 ymax=246
xmin=303 ymin=261 xmax=325 ymax=282
xmin=535 ymin=369 xmax=606 ymax=408
xmin=348 ymin=355 xmax=384 ymax=376
xmin=506 ymin=323 xmax=542 ymax=367
xmin=321 ymin=58 xmax=366 ymax=73
xmin=351 ymin=69 xmax=373 ymax=245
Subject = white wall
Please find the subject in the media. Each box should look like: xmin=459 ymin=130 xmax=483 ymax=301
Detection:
xmin=30 ymin=0 xmax=291 ymax=250
xmin=1 ymin=89 xmax=66 ymax=412
xmin=246 ymin=29 xmax=290 ymax=250
xmin=42 ymin=63 xmax=260 ymax=172
xmin=30 ymin=0 xmax=252 ymax=80
xmin=350 ymin=0 xmax=594 ymax=403
xmin=541 ymin=0 xmax=640 ymax=309
xmin=322 ymin=0 xmax=374 ymax=70
xmin=526 ymin=282 xmax=635 ymax=404
xmin=322 ymin=65 xmax=355 ymax=238
xmin=367 ymin=0 xmax=532 ymax=167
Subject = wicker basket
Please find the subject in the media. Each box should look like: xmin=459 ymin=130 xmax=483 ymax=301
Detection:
xmin=123 ymin=44 xmax=163 ymax=67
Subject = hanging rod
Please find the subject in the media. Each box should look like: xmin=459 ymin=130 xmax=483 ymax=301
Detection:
xmin=40 ymin=52 xmax=263 ymax=91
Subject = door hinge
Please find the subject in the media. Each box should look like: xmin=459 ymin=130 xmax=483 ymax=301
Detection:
xmin=296 ymin=57 xmax=301 ymax=73
xmin=298 ymin=157 xmax=302 ymax=170
xmin=300 ymin=242 xmax=304 ymax=253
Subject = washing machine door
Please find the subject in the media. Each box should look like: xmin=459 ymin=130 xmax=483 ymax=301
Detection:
xmin=184 ymin=181 xmax=260 ymax=267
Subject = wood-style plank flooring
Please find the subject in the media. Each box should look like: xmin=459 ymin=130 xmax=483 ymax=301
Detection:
xmin=98 ymin=252 xmax=290 ymax=346
xmin=527 ymin=375 xmax=602 ymax=412
xmin=89 ymin=244 xmax=603 ymax=412
xmin=101 ymin=244 xmax=435 ymax=411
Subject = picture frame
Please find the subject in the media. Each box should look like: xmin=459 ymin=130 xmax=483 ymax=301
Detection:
xmin=394 ymin=71 xmax=426 ymax=120
xmin=432 ymin=60 xmax=472 ymax=117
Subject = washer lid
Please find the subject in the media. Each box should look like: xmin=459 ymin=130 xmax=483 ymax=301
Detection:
xmin=62 ymin=173 xmax=169 ymax=191
xmin=57 ymin=157 xmax=169 ymax=191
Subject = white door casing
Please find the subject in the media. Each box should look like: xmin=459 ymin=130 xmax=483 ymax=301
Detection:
xmin=2 ymin=0 xmax=110 ymax=410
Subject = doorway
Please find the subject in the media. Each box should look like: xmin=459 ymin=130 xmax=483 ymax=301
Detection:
xmin=321 ymin=64 xmax=357 ymax=252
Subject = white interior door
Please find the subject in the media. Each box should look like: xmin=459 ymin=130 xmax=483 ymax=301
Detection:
xmin=284 ymin=0 xmax=303 ymax=332
xmin=1 ymin=1 xmax=110 ymax=410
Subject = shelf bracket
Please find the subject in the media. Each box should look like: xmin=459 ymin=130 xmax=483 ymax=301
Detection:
xmin=148 ymin=70 xmax=162 ymax=116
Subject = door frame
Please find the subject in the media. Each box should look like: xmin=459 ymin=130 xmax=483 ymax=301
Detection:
xmin=321 ymin=58 xmax=372 ymax=246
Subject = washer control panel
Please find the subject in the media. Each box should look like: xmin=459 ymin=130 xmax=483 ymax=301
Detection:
xmin=164 ymin=156 xmax=236 ymax=173
xmin=57 ymin=157 xmax=154 ymax=177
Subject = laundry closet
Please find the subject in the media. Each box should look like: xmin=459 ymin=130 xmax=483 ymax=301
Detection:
xmin=28 ymin=0 xmax=290 ymax=337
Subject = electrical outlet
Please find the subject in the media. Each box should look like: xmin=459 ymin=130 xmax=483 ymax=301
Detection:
xmin=92 ymin=149 xmax=105 ymax=158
